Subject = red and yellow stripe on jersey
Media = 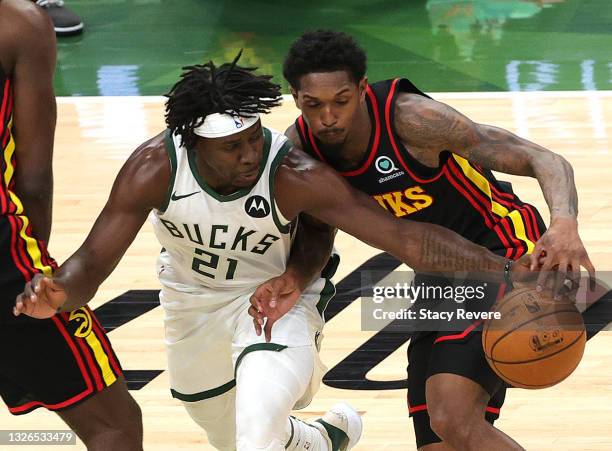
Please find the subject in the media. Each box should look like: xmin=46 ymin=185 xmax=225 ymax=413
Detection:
xmin=446 ymin=154 xmax=540 ymax=259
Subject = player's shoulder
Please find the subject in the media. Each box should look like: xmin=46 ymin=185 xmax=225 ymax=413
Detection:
xmin=111 ymin=131 xmax=171 ymax=210
xmin=284 ymin=123 xmax=301 ymax=146
xmin=0 ymin=0 xmax=53 ymax=37
xmin=0 ymin=0 xmax=53 ymax=72
xmin=123 ymin=131 xmax=171 ymax=183
xmin=395 ymin=91 xmax=433 ymax=114
xmin=393 ymin=91 xmax=450 ymax=138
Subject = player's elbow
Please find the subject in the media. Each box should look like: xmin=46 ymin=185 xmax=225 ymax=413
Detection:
xmin=533 ymin=150 xmax=573 ymax=179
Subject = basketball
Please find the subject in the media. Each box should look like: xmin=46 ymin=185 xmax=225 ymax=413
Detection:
xmin=482 ymin=287 xmax=586 ymax=389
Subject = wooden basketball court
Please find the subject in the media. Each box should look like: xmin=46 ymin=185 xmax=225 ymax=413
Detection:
xmin=2 ymin=91 xmax=611 ymax=450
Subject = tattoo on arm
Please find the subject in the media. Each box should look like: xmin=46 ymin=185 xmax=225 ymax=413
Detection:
xmin=397 ymin=95 xmax=579 ymax=219
xmin=420 ymin=228 xmax=499 ymax=273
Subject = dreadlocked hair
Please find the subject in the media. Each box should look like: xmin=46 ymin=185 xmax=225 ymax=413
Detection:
xmin=165 ymin=51 xmax=282 ymax=149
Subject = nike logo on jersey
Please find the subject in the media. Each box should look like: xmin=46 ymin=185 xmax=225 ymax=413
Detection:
xmin=171 ymin=191 xmax=200 ymax=201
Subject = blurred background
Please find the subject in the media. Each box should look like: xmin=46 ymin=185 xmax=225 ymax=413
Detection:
xmin=54 ymin=0 xmax=612 ymax=96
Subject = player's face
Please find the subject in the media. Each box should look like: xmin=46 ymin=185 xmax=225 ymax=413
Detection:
xmin=199 ymin=121 xmax=265 ymax=191
xmin=292 ymin=71 xmax=367 ymax=147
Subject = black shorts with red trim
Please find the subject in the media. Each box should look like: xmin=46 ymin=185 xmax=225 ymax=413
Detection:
xmin=407 ymin=328 xmax=506 ymax=448
xmin=0 ymin=217 xmax=123 ymax=415
xmin=0 ymin=306 xmax=124 ymax=415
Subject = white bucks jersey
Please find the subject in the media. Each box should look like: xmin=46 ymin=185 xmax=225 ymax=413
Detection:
xmin=150 ymin=127 xmax=293 ymax=308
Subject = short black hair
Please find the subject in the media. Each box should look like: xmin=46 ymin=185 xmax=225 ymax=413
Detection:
xmin=283 ymin=30 xmax=367 ymax=90
xmin=165 ymin=51 xmax=281 ymax=149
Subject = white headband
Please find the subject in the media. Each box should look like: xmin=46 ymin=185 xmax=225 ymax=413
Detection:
xmin=193 ymin=113 xmax=260 ymax=138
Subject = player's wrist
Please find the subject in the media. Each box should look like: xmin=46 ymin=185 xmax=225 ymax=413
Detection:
xmin=550 ymin=213 xmax=578 ymax=225
xmin=283 ymin=267 xmax=309 ymax=292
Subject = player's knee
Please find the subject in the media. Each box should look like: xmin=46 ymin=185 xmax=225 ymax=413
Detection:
xmin=183 ymin=399 xmax=226 ymax=426
xmin=428 ymin=403 xmax=472 ymax=444
xmin=83 ymin=423 xmax=143 ymax=451
xmin=78 ymin=397 xmax=142 ymax=449
xmin=181 ymin=395 xmax=236 ymax=449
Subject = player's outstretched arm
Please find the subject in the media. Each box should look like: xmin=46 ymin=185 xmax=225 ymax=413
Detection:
xmin=14 ymin=133 xmax=170 ymax=318
xmin=394 ymin=93 xmax=595 ymax=294
xmin=274 ymin=148 xmax=534 ymax=283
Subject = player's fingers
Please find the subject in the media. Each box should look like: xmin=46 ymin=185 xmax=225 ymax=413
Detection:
xmin=249 ymin=292 xmax=265 ymax=312
xmin=268 ymin=278 xmax=288 ymax=308
xmin=254 ymin=283 xmax=275 ymax=306
xmin=569 ymin=257 xmax=580 ymax=285
xmin=248 ymin=306 xmax=263 ymax=336
xmin=13 ymin=293 xmax=25 ymax=316
xmin=536 ymin=259 xmax=554 ymax=292
xmin=264 ymin=318 xmax=275 ymax=343
xmin=564 ymin=258 xmax=581 ymax=297
xmin=33 ymin=274 xmax=48 ymax=293
xmin=24 ymin=279 xmax=35 ymax=298
xmin=15 ymin=294 xmax=33 ymax=316
xmin=582 ymin=256 xmax=596 ymax=291
xmin=248 ymin=305 xmax=265 ymax=323
xmin=23 ymin=282 xmax=38 ymax=304
xmin=252 ymin=316 xmax=262 ymax=336
xmin=553 ymin=261 xmax=569 ymax=300
xmin=530 ymin=243 xmax=544 ymax=270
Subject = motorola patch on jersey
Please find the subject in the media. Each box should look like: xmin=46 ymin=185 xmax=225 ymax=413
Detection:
xmin=245 ymin=195 xmax=270 ymax=218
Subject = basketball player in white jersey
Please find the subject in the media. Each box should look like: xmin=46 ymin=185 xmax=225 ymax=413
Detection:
xmin=14 ymin=55 xmax=537 ymax=451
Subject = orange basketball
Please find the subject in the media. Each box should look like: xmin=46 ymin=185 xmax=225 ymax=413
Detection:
xmin=482 ymin=287 xmax=586 ymax=389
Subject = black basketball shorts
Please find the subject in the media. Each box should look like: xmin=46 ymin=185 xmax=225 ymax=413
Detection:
xmin=0 ymin=216 xmax=123 ymax=414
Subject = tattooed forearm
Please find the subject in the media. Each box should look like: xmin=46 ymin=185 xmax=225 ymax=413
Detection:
xmin=536 ymin=152 xmax=578 ymax=219
xmin=467 ymin=125 xmax=535 ymax=175
xmin=407 ymin=225 xmax=506 ymax=282
xmin=469 ymin=125 xmax=578 ymax=218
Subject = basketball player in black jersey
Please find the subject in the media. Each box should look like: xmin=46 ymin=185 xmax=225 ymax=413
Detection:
xmin=0 ymin=1 xmax=142 ymax=449
xmin=251 ymin=30 xmax=596 ymax=450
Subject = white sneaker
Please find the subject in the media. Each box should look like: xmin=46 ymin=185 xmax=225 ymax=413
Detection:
xmin=312 ymin=403 xmax=363 ymax=451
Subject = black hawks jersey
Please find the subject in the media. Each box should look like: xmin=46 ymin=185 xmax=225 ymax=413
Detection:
xmin=295 ymin=78 xmax=546 ymax=260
